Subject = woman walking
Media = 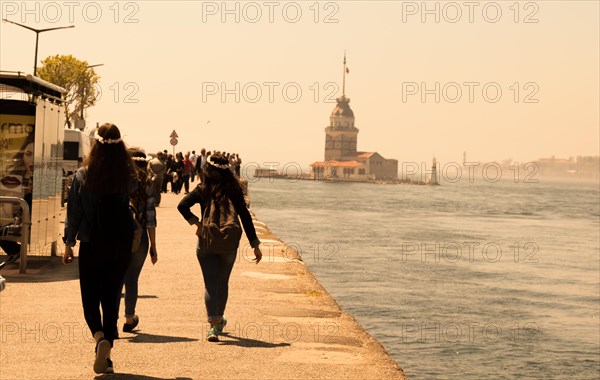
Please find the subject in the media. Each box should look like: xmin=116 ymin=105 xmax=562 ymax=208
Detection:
xmin=62 ymin=123 xmax=137 ymax=374
xmin=121 ymin=149 xmax=159 ymax=333
xmin=172 ymin=152 xmax=184 ymax=194
xmin=178 ymin=153 xmax=262 ymax=341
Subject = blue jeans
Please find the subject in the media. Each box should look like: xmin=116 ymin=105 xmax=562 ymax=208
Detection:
xmin=196 ymin=241 xmax=237 ymax=322
xmin=122 ymin=229 xmax=149 ymax=317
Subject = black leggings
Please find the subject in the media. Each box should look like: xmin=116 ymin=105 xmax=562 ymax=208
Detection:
xmin=78 ymin=239 xmax=131 ymax=346
xmin=0 ymin=240 xmax=20 ymax=255
xmin=182 ymin=174 xmax=190 ymax=193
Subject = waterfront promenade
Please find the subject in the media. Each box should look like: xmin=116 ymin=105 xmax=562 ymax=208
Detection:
xmin=0 ymin=192 xmax=405 ymax=380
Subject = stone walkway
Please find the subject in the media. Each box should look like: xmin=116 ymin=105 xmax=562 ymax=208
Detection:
xmin=0 ymin=192 xmax=405 ymax=380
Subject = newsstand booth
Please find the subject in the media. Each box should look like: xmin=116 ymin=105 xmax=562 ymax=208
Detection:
xmin=0 ymin=72 xmax=65 ymax=272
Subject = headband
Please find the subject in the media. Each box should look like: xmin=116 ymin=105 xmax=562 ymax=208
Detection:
xmin=207 ymin=157 xmax=230 ymax=170
xmin=94 ymin=130 xmax=123 ymax=144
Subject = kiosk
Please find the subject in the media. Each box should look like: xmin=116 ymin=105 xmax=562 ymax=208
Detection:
xmin=0 ymin=71 xmax=65 ymax=273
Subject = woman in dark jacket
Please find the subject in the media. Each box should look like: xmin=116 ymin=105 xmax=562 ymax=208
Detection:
xmin=178 ymin=153 xmax=262 ymax=341
xmin=172 ymin=152 xmax=184 ymax=194
xmin=62 ymin=123 xmax=136 ymax=375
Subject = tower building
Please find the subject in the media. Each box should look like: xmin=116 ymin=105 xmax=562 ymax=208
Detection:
xmin=311 ymin=54 xmax=398 ymax=181
xmin=324 ymin=55 xmax=358 ymax=161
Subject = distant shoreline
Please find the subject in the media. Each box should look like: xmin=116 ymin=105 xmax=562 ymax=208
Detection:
xmin=252 ymin=174 xmax=436 ymax=186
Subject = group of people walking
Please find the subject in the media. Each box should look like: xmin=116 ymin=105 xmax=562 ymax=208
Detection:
xmin=152 ymin=149 xmax=243 ymax=197
xmin=62 ymin=123 xmax=261 ymax=375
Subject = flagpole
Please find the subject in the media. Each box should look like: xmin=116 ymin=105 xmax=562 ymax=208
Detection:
xmin=343 ymin=51 xmax=346 ymax=97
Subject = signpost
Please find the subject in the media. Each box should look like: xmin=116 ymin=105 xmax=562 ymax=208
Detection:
xmin=170 ymin=130 xmax=178 ymax=154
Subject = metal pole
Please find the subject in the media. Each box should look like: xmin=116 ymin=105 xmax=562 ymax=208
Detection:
xmin=342 ymin=51 xmax=346 ymax=97
xmin=80 ymin=85 xmax=85 ymax=120
xmin=34 ymin=32 xmax=40 ymax=76
xmin=80 ymin=74 xmax=85 ymax=120
xmin=80 ymin=64 xmax=103 ymax=122
xmin=19 ymin=199 xmax=30 ymax=274
xmin=2 ymin=19 xmax=74 ymax=76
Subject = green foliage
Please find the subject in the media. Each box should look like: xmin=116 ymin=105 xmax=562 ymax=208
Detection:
xmin=37 ymin=55 xmax=100 ymax=129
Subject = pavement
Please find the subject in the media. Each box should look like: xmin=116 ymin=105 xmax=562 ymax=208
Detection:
xmin=0 ymin=192 xmax=406 ymax=380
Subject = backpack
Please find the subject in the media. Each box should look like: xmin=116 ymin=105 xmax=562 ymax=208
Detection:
xmin=199 ymin=196 xmax=242 ymax=254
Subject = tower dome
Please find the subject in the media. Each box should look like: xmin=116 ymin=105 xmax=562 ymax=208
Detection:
xmin=331 ymin=95 xmax=354 ymax=118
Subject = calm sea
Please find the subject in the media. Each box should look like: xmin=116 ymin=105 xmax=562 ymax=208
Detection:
xmin=249 ymin=176 xmax=600 ymax=379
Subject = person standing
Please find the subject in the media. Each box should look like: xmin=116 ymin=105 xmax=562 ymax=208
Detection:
xmin=148 ymin=152 xmax=166 ymax=207
xmin=62 ymin=123 xmax=137 ymax=374
xmin=178 ymin=153 xmax=262 ymax=342
xmin=162 ymin=154 xmax=174 ymax=193
xmin=235 ymin=154 xmax=242 ymax=177
xmin=182 ymin=152 xmax=194 ymax=194
xmin=195 ymin=148 xmax=208 ymax=183
xmin=121 ymin=149 xmax=158 ymax=333
xmin=228 ymin=153 xmax=241 ymax=177
xmin=189 ymin=150 xmax=197 ymax=182
xmin=171 ymin=153 xmax=184 ymax=194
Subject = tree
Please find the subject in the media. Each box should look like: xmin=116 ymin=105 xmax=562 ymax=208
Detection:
xmin=37 ymin=55 xmax=100 ymax=130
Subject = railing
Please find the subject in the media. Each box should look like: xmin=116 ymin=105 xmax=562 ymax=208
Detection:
xmin=0 ymin=197 xmax=31 ymax=274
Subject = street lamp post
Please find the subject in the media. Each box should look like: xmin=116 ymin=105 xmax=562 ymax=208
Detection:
xmin=2 ymin=19 xmax=74 ymax=76
xmin=80 ymin=64 xmax=103 ymax=121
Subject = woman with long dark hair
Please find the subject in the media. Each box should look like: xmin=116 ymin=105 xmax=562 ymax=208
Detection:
xmin=62 ymin=123 xmax=137 ymax=374
xmin=178 ymin=153 xmax=262 ymax=341
xmin=120 ymin=148 xmax=158 ymax=333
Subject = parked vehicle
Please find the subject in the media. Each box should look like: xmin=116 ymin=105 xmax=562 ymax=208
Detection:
xmin=61 ymin=128 xmax=91 ymax=206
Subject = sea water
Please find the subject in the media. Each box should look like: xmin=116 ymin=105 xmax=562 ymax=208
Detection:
xmin=249 ymin=177 xmax=600 ymax=379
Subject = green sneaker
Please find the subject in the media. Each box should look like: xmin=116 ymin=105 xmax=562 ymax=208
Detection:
xmin=207 ymin=326 xmax=219 ymax=342
xmin=216 ymin=317 xmax=227 ymax=334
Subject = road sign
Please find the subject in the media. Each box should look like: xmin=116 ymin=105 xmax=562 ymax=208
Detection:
xmin=170 ymin=130 xmax=178 ymax=138
xmin=170 ymin=137 xmax=178 ymax=146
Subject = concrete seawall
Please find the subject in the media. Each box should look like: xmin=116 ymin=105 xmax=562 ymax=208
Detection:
xmin=0 ymin=192 xmax=406 ymax=379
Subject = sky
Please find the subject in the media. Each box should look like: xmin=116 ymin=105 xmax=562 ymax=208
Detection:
xmin=1 ymin=1 xmax=598 ymax=170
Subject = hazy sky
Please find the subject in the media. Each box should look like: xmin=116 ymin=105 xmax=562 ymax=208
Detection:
xmin=1 ymin=1 xmax=598 ymax=169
